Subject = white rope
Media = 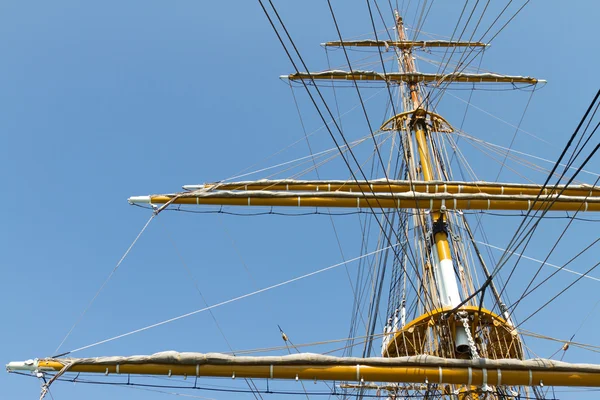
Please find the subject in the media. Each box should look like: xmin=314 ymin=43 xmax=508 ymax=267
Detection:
xmin=446 ymin=90 xmax=554 ymax=147
xmin=120 ymin=385 xmax=216 ymax=399
xmin=224 ymin=131 xmax=387 ymax=182
xmin=53 ymin=213 xmax=156 ymax=355
xmin=67 ymin=242 xmax=401 ymax=354
xmin=455 ymin=131 xmax=600 ymax=178
xmin=475 ymin=240 xmax=600 ymax=283
xmin=223 ymin=88 xmax=386 ymax=182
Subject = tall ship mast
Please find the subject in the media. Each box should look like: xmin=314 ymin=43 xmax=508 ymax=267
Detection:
xmin=6 ymin=3 xmax=600 ymax=400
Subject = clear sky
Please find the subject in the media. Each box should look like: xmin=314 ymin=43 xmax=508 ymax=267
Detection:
xmin=2 ymin=1 xmax=600 ymax=399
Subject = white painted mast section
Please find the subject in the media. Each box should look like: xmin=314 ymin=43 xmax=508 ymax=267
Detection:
xmin=431 ymin=242 xmax=469 ymax=354
xmin=430 ymin=243 xmax=462 ymax=308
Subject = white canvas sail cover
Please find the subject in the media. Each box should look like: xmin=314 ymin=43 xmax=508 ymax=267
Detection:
xmin=19 ymin=351 xmax=600 ymax=372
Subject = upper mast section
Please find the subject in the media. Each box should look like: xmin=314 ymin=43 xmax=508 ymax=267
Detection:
xmin=130 ymin=12 xmax=555 ymax=211
xmin=394 ymin=12 xmax=424 ymax=112
xmin=286 ymin=13 xmax=542 ymax=87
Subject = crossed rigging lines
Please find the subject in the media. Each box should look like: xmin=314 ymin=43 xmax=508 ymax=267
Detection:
xmin=261 ymin=0 xmax=600 ymax=373
xmin=498 ymin=89 xmax=600 ymax=328
xmin=258 ymin=0 xmax=443 ymax=358
xmin=51 ymin=5 xmax=600 ymax=400
xmin=259 ymin=0 xmax=561 ymax=358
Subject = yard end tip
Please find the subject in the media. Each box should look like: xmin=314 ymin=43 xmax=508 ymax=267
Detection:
xmin=6 ymin=359 xmax=38 ymax=372
xmin=182 ymin=184 xmax=205 ymax=191
xmin=128 ymin=195 xmax=152 ymax=204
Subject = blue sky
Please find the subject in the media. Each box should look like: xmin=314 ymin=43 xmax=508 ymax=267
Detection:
xmin=2 ymin=1 xmax=600 ymax=399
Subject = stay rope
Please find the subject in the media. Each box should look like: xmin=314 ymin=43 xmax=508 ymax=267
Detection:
xmin=53 ymin=213 xmax=156 ymax=356
xmin=65 ymin=242 xmax=401 ymax=355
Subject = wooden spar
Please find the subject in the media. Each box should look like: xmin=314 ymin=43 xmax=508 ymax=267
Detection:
xmin=8 ymin=357 xmax=600 ymax=387
xmin=184 ymin=180 xmax=600 ymax=198
xmin=322 ymin=40 xmax=488 ymax=48
xmin=128 ymin=191 xmax=600 ymax=212
xmin=285 ymin=71 xmax=542 ymax=84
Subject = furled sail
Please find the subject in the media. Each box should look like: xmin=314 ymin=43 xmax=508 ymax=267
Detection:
xmin=284 ymin=71 xmax=543 ymax=84
xmin=322 ymin=40 xmax=488 ymax=48
xmin=128 ymin=180 xmax=600 ymax=212
xmin=8 ymin=352 xmax=600 ymax=387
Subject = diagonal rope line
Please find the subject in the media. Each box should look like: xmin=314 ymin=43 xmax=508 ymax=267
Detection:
xmin=259 ymin=0 xmax=440 ymax=319
xmin=160 ymin=220 xmax=263 ymax=400
xmin=475 ymin=241 xmax=600 ymax=283
xmin=494 ymin=87 xmax=536 ymax=181
xmin=288 ymin=80 xmax=368 ymax=331
xmin=66 ymin=242 xmax=401 ymax=354
xmin=224 ymin=89 xmax=386 ymax=183
xmin=446 ymin=91 xmax=555 ymax=147
xmin=225 ymin=130 xmax=387 ymax=182
xmin=516 ymin=259 xmax=600 ymax=329
xmin=454 ymin=130 xmax=600 ymax=179
xmin=53 ymin=213 xmax=156 ymax=356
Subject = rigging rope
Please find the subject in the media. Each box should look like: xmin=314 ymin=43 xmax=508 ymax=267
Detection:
xmin=461 ymin=89 xmax=600 ymax=315
xmin=260 ymin=0 xmax=443 ymax=333
xmin=475 ymin=240 xmax=600 ymax=283
xmin=65 ymin=243 xmax=401 ymax=354
xmin=20 ymin=370 xmax=559 ymax=399
xmin=160 ymin=219 xmax=264 ymax=400
xmin=52 ymin=213 xmax=156 ymax=357
xmin=494 ymin=91 xmax=600 ymax=312
xmin=288 ymin=70 xmax=372 ymax=353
